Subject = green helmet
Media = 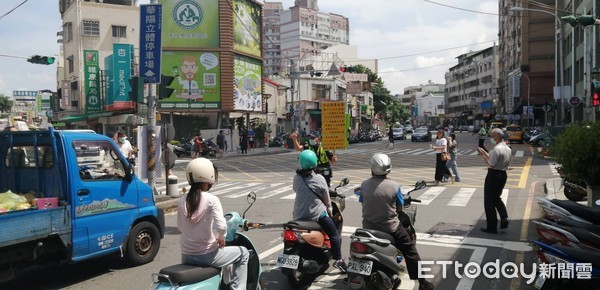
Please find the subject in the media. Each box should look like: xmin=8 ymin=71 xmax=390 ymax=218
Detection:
xmin=298 ymin=150 xmax=318 ymax=170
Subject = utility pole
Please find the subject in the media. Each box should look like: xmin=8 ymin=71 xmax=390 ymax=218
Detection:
xmin=290 ymin=60 xmax=296 ymax=131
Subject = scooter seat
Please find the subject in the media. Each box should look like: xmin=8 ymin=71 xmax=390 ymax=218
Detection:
xmin=158 ymin=264 xmax=220 ymax=285
xmin=284 ymin=220 xmax=323 ymax=231
xmin=551 ymin=199 xmax=600 ymax=224
xmin=557 ymin=219 xmax=600 ymax=234
xmin=568 ymin=227 xmax=600 ymax=249
xmin=356 ymin=228 xmax=396 ymax=245
xmin=553 ymin=245 xmax=600 ymax=269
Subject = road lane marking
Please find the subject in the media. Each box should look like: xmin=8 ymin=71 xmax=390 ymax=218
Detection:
xmin=258 ymin=184 xmax=293 ymax=199
xmin=517 ymin=157 xmax=532 ymax=188
xmin=224 ymin=183 xmax=280 ymax=198
xmin=281 ymin=193 xmax=295 ymax=199
xmin=210 ymin=183 xmax=260 ymax=196
xmin=417 ymin=187 xmax=446 ymax=205
xmin=501 ymin=189 xmax=509 ymax=206
xmin=510 ymin=180 xmax=539 ymax=290
xmin=448 ymin=188 xmax=477 ymax=207
xmin=515 ymin=150 xmax=524 ymax=157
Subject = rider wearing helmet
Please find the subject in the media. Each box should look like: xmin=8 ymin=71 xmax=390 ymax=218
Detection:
xmin=359 ymin=153 xmax=435 ymax=290
xmin=292 ymin=150 xmax=347 ymax=273
xmin=177 ymin=158 xmax=249 ymax=290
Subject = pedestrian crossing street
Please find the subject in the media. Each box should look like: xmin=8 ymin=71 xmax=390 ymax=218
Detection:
xmin=158 ymin=181 xmax=511 ymax=208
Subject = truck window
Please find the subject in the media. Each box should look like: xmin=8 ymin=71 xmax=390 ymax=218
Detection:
xmin=5 ymin=146 xmax=54 ymax=168
xmin=74 ymin=141 xmax=127 ymax=181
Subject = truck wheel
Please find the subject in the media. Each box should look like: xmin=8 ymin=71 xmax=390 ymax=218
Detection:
xmin=126 ymin=221 xmax=161 ymax=265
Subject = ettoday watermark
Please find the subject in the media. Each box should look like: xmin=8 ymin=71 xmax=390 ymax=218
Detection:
xmin=418 ymin=260 xmax=593 ymax=284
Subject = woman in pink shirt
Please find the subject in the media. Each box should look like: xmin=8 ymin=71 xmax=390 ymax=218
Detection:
xmin=177 ymin=158 xmax=249 ymax=290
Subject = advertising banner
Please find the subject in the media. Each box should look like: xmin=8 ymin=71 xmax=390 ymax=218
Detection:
xmin=234 ymin=55 xmax=262 ymax=111
xmin=140 ymin=4 xmax=162 ymax=84
xmin=321 ymin=101 xmax=347 ymax=150
xmin=233 ymin=0 xmax=261 ymax=57
xmin=61 ymin=81 xmax=71 ymax=108
xmin=104 ymin=55 xmax=114 ymax=109
xmin=112 ymin=43 xmax=135 ymax=110
xmin=159 ymin=0 xmax=219 ymax=48
xmin=84 ymin=50 xmax=101 ymax=113
xmin=158 ymin=51 xmax=221 ymax=110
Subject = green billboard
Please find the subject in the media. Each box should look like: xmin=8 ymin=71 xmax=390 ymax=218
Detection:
xmin=160 ymin=0 xmax=219 ymax=48
xmin=234 ymin=54 xmax=262 ymax=112
xmin=158 ymin=51 xmax=221 ymax=110
xmin=233 ymin=0 xmax=261 ymax=57
xmin=84 ymin=50 xmax=101 ymax=113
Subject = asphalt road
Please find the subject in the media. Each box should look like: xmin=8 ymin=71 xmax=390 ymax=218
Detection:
xmin=1 ymin=132 xmax=562 ymax=290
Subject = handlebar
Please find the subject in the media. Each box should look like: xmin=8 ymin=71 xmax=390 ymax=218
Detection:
xmin=243 ymin=221 xmax=265 ymax=231
xmin=411 ymin=198 xmax=422 ymax=203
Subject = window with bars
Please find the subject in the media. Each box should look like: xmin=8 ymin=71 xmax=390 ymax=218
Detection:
xmin=83 ymin=20 xmax=100 ymax=36
xmin=112 ymin=25 xmax=126 ymax=38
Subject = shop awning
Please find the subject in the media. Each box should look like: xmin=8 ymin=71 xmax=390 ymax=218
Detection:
xmin=58 ymin=112 xmax=113 ymax=122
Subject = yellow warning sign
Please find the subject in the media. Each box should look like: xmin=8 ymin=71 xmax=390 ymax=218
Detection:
xmin=321 ymin=102 xmax=347 ymax=150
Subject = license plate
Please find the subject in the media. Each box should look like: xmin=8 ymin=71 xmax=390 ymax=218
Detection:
xmin=534 ymin=274 xmax=546 ymax=289
xmin=347 ymin=258 xmax=373 ymax=275
xmin=276 ymin=254 xmax=300 ymax=269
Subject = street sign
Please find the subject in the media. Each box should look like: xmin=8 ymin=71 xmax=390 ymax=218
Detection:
xmin=321 ymin=102 xmax=347 ymax=150
xmin=140 ymin=4 xmax=162 ymax=84
xmin=569 ymin=96 xmax=581 ymax=107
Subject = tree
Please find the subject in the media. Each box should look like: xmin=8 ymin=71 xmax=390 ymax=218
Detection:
xmin=347 ymin=65 xmax=406 ymax=127
xmin=0 ymin=95 xmax=13 ymax=114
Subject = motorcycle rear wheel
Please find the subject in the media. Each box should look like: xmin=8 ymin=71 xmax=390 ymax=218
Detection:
xmin=286 ymin=269 xmax=317 ymax=289
xmin=564 ymin=186 xmax=587 ymax=202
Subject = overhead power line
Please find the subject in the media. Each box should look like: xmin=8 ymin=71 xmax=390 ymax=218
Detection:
xmin=0 ymin=0 xmax=29 ymax=21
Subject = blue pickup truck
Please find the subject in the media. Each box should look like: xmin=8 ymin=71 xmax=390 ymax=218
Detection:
xmin=0 ymin=128 xmax=164 ymax=282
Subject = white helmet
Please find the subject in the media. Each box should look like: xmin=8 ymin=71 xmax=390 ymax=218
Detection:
xmin=370 ymin=153 xmax=392 ymax=176
xmin=185 ymin=158 xmax=218 ymax=185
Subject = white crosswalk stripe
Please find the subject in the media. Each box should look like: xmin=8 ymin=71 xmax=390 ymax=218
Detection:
xmin=335 ymin=147 xmax=527 ymax=157
xmin=156 ymin=181 xmax=511 ymax=208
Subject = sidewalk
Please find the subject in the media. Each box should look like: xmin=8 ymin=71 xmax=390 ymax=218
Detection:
xmin=544 ymin=177 xmax=564 ymax=200
xmin=146 ymin=146 xmax=294 ymax=210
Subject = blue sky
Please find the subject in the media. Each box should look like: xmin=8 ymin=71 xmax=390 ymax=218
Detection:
xmin=0 ymin=0 xmax=498 ymax=97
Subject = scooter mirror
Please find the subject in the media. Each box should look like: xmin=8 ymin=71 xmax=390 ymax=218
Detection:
xmin=247 ymin=191 xmax=257 ymax=204
xmin=414 ymin=180 xmax=426 ymax=190
xmin=340 ymin=178 xmax=350 ymax=187
xmin=353 ymin=187 xmax=361 ymax=195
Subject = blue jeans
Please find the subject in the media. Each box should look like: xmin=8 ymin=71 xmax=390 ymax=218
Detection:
xmin=182 ymin=246 xmax=249 ymax=290
xmin=446 ymin=153 xmax=461 ymax=181
xmin=318 ymin=214 xmax=342 ymax=260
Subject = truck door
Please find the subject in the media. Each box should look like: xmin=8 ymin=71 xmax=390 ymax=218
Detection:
xmin=70 ymin=140 xmax=138 ymax=261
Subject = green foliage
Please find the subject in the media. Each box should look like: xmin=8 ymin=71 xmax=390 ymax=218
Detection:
xmin=0 ymin=95 xmax=13 ymax=113
xmin=235 ymin=116 xmax=245 ymax=130
xmin=552 ymin=122 xmax=600 ymax=185
xmin=249 ymin=117 xmax=267 ymax=144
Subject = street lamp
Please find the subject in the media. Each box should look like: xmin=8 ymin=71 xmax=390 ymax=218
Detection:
xmin=521 ymin=72 xmax=531 ymax=127
xmin=510 ymin=6 xmax=564 ymax=125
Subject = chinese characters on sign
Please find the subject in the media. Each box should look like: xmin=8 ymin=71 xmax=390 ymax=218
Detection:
xmin=83 ymin=50 xmax=101 ymax=113
xmin=140 ymin=4 xmax=162 ymax=84
xmin=321 ymin=101 xmax=347 ymax=150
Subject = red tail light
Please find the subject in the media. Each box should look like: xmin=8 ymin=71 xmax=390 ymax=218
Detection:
xmin=351 ymin=241 xmax=374 ymax=254
xmin=283 ymin=230 xmax=299 ymax=244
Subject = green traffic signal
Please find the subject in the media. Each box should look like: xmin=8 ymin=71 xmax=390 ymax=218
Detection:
xmin=561 ymin=15 xmax=579 ymax=27
xmin=577 ymin=15 xmax=598 ymax=26
xmin=158 ymin=75 xmax=175 ymax=100
xmin=27 ymin=55 xmax=55 ymax=65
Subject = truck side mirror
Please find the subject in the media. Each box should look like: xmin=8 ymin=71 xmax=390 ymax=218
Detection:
xmin=125 ymin=163 xmax=134 ymax=181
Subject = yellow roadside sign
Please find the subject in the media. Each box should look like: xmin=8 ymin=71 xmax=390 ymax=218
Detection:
xmin=321 ymin=101 xmax=347 ymax=150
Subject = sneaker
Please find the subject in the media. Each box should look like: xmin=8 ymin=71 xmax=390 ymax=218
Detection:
xmin=333 ymin=259 xmax=348 ymax=273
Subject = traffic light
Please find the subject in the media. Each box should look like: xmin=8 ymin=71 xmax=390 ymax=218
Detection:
xmin=158 ymin=74 xmax=175 ymax=100
xmin=27 ymin=55 xmax=55 ymax=65
xmin=128 ymin=76 xmax=144 ymax=103
xmin=561 ymin=15 xmax=600 ymax=27
xmin=340 ymin=66 xmax=355 ymax=73
xmin=592 ymin=80 xmax=600 ymax=107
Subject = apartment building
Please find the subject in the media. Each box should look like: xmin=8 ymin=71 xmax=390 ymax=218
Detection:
xmin=263 ymin=0 xmax=350 ymax=75
xmin=445 ymin=46 xmax=498 ymax=127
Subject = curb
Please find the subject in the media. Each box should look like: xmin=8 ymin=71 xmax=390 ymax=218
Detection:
xmin=544 ymin=177 xmax=562 ymax=200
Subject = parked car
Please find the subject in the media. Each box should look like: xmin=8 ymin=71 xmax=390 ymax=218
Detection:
xmin=457 ymin=125 xmax=468 ymax=132
xmin=404 ymin=125 xmax=414 ymax=134
xmin=392 ymin=127 xmax=406 ymax=140
xmin=411 ymin=128 xmax=432 ymax=142
xmin=468 ymin=125 xmax=475 ymax=133
xmin=506 ymin=124 xmax=523 ymax=143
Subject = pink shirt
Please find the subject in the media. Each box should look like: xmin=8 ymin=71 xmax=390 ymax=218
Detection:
xmin=177 ymin=192 xmax=227 ymax=256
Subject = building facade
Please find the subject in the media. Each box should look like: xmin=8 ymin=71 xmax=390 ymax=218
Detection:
xmin=445 ymin=46 xmax=499 ymax=127
xmin=263 ymin=0 xmax=350 ymax=76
